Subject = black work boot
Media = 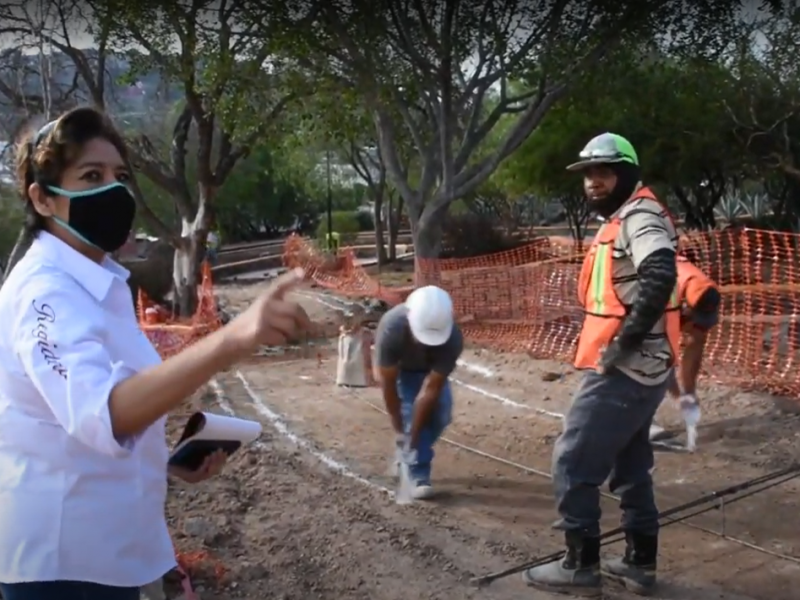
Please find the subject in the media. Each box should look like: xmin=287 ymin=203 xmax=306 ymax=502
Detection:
xmin=602 ymin=531 xmax=658 ymax=595
xmin=523 ymin=532 xmax=602 ymax=596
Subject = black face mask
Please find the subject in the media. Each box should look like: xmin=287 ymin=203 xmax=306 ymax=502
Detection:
xmin=588 ymin=162 xmax=642 ymax=219
xmin=48 ymin=182 xmax=137 ymax=253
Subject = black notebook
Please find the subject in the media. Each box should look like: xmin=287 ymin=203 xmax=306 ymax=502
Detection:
xmin=168 ymin=411 xmax=262 ymax=471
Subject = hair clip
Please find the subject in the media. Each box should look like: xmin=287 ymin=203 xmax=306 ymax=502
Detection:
xmin=32 ymin=120 xmax=57 ymax=149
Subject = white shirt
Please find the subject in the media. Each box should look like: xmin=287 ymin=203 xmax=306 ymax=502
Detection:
xmin=207 ymin=231 xmax=219 ymax=249
xmin=0 ymin=231 xmax=176 ymax=586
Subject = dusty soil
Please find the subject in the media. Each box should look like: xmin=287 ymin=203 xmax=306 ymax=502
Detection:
xmin=163 ymin=282 xmax=800 ymax=600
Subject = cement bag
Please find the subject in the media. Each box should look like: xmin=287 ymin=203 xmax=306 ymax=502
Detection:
xmin=336 ymin=330 xmax=367 ymax=387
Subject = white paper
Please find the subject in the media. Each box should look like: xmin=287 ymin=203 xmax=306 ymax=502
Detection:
xmin=171 ymin=411 xmax=262 ymax=456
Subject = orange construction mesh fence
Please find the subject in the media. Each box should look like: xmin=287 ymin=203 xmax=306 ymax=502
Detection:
xmin=284 ymin=229 xmax=800 ymax=397
xmin=135 ymin=262 xmax=223 ymax=585
xmin=137 ymin=261 xmax=222 ymax=357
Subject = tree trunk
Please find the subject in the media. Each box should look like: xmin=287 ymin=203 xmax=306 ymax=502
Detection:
xmin=172 ymin=217 xmax=203 ymax=317
xmin=373 ymin=190 xmax=388 ymax=266
xmin=410 ymin=202 xmax=448 ymax=286
xmin=412 ymin=203 xmax=447 ymax=259
xmin=387 ymin=195 xmax=400 ymax=262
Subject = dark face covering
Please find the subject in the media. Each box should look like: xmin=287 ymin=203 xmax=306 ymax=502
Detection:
xmin=48 ymin=182 xmax=137 ymax=253
xmin=588 ymin=162 xmax=641 ymax=219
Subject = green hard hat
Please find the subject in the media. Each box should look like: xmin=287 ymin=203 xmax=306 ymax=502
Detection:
xmin=566 ymin=132 xmax=639 ymax=171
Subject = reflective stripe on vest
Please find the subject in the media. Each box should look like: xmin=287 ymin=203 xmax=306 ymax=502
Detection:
xmin=574 ymin=187 xmax=682 ymax=371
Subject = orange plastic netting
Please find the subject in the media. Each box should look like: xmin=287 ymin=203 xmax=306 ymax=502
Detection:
xmin=137 ymin=261 xmax=222 ymax=356
xmin=135 ymin=262 xmax=223 ymax=584
xmin=284 ymin=230 xmax=800 ymax=397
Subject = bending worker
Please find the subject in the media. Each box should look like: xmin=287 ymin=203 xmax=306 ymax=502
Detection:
xmin=374 ymin=285 xmax=463 ymax=500
xmin=657 ymin=253 xmax=720 ymax=438
xmin=524 ymin=133 xmax=680 ymax=596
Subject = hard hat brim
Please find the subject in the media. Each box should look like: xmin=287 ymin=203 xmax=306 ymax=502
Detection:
xmin=566 ymin=157 xmax=627 ymax=172
xmin=408 ymin=319 xmax=453 ymax=347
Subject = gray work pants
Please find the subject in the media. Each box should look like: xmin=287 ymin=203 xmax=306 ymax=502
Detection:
xmin=552 ymin=368 xmax=668 ymax=537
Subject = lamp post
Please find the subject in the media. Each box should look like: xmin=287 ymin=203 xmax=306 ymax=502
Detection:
xmin=326 ymin=148 xmax=333 ymax=251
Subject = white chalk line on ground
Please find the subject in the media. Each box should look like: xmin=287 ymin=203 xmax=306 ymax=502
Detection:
xmin=450 ymin=376 xmax=564 ymax=418
xmin=206 ymin=293 xmax=800 ymax=566
xmin=209 ymin=378 xmax=268 ymax=452
xmin=297 ymin=290 xmax=686 ymax=450
xmin=210 ymin=372 xmax=393 ymax=497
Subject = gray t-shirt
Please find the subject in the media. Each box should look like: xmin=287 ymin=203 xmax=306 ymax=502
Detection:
xmin=375 ymin=304 xmax=463 ymax=375
xmin=607 ymin=196 xmax=679 ymax=385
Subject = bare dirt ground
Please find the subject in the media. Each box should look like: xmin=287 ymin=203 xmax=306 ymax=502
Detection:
xmin=163 ymin=281 xmax=800 ymax=600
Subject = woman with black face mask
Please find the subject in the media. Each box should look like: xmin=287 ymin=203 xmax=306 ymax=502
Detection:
xmin=0 ymin=107 xmax=310 ymax=600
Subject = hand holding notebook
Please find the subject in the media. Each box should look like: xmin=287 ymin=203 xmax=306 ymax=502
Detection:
xmin=169 ymin=412 xmax=262 ymax=471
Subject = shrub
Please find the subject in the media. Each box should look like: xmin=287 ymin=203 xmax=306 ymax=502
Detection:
xmin=440 ymin=212 xmax=520 ymax=259
xmin=355 ymin=209 xmax=374 ymax=231
xmin=315 ymin=210 xmax=361 ymax=246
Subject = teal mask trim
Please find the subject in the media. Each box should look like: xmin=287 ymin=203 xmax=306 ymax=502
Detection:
xmin=47 ymin=181 xmax=132 ymax=199
xmin=52 ymin=216 xmax=98 ymax=249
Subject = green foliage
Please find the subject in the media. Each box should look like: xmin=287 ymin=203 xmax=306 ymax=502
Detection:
xmin=214 ymin=143 xmax=321 ymax=241
xmin=0 ymin=185 xmax=23 ymax=268
xmin=134 ymin=176 xmax=178 ymax=233
xmin=315 ymin=211 xmax=361 ymax=244
xmin=101 ymin=1 xmax=291 ymax=144
xmin=441 ymin=212 xmax=520 ymax=259
xmin=354 ymin=210 xmax=374 ymax=231
xmin=496 ymin=46 xmax=741 ymax=199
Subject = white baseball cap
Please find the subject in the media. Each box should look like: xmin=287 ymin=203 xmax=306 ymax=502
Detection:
xmin=405 ymin=285 xmax=454 ymax=346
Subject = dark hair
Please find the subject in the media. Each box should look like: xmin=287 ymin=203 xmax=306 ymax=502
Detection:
xmin=15 ymin=106 xmax=129 ymax=240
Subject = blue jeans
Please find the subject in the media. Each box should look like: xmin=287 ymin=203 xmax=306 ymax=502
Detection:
xmin=397 ymin=371 xmax=453 ymax=483
xmin=0 ymin=581 xmax=139 ymax=600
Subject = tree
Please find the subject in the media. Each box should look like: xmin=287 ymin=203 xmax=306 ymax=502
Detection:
xmin=268 ymin=0 xmax=737 ymax=257
xmin=0 ymin=0 xmax=300 ymax=313
xmin=724 ymin=10 xmax=800 ymax=201
xmin=496 ymin=40 xmax=745 ymax=231
xmin=214 ymin=142 xmax=322 ymax=241
xmin=280 ymin=86 xmax=411 ymax=263
xmin=345 ymin=143 xmax=410 ymax=264
xmin=0 ymin=184 xmax=24 ymax=273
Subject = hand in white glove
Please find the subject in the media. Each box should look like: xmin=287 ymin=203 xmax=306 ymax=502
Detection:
xmin=394 ymin=433 xmax=417 ymax=505
xmin=679 ymin=394 xmax=701 ymax=452
xmin=679 ymin=394 xmax=701 ymax=427
xmin=395 ymin=433 xmax=417 ymax=465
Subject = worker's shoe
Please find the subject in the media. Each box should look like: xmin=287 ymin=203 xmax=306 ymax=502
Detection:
xmin=523 ymin=532 xmax=602 ymax=596
xmin=412 ymin=479 xmax=435 ymax=500
xmin=648 ymin=423 xmax=669 ymax=441
xmin=391 ymin=461 xmax=436 ymax=499
xmin=602 ymin=531 xmax=658 ymax=595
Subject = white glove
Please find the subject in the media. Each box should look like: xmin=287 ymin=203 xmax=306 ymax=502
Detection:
xmin=679 ymin=394 xmax=701 ymax=427
xmin=394 ymin=433 xmax=416 ymax=505
xmin=395 ymin=433 xmax=417 ymax=465
xmin=679 ymin=394 xmax=701 ymax=452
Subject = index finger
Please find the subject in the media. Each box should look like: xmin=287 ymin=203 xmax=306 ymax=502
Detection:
xmin=269 ymin=267 xmax=306 ymax=299
xmin=293 ymin=303 xmax=312 ymax=332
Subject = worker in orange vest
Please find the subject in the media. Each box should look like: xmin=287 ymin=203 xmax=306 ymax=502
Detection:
xmin=650 ymin=254 xmax=720 ymax=444
xmin=524 ymin=133 xmax=680 ymax=597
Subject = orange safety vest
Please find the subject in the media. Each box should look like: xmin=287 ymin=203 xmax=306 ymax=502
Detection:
xmin=574 ymin=187 xmax=682 ymax=371
xmin=677 ymin=255 xmax=717 ymax=309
